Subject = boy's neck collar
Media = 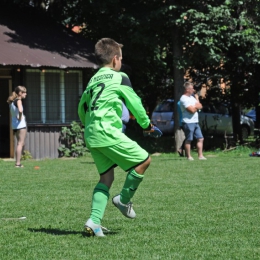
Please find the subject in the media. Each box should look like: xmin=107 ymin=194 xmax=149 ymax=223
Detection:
xmin=99 ymin=67 xmax=117 ymax=72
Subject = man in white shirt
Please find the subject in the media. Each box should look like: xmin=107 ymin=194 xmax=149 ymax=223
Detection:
xmin=179 ymin=82 xmax=206 ymax=160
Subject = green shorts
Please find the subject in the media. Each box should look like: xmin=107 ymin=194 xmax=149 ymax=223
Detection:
xmin=89 ymin=135 xmax=149 ymax=175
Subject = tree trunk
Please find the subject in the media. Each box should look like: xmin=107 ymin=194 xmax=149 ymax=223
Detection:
xmin=254 ymin=66 xmax=260 ymax=133
xmin=256 ymin=101 xmax=260 ymax=130
xmin=231 ymin=101 xmax=242 ymax=142
xmin=230 ymin=78 xmax=242 ymax=143
xmin=172 ymin=26 xmax=184 ymax=152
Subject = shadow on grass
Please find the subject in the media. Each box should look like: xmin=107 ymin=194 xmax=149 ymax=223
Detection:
xmin=28 ymin=227 xmax=119 ymax=237
xmin=28 ymin=227 xmax=82 ymax=236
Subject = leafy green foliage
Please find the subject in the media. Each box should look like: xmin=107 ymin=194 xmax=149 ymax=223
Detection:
xmin=21 ymin=150 xmax=33 ymax=160
xmin=5 ymin=0 xmax=260 ymax=143
xmin=58 ymin=121 xmax=89 ymax=157
xmin=6 ymin=0 xmax=260 ymax=108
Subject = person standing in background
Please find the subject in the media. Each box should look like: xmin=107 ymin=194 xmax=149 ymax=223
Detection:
xmin=7 ymin=86 xmax=27 ymax=167
xmin=180 ymin=82 xmax=206 ymax=160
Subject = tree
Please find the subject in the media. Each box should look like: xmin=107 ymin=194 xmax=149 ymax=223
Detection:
xmin=6 ymin=0 xmax=260 ymax=147
xmin=175 ymin=1 xmax=260 ymax=142
xmin=52 ymin=0 xmax=260 ymax=144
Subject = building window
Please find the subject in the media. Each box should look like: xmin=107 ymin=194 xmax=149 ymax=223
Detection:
xmin=25 ymin=69 xmax=82 ymax=124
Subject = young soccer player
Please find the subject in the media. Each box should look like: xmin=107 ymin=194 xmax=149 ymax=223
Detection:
xmin=78 ymin=38 xmax=161 ymax=237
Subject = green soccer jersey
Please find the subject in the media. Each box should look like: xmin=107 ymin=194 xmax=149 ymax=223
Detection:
xmin=78 ymin=67 xmax=150 ymax=147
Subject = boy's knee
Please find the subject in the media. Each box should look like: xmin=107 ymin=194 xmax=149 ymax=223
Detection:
xmin=143 ymin=156 xmax=151 ymax=169
xmin=146 ymin=156 xmax=151 ymax=165
xmin=134 ymin=156 xmax=151 ymax=174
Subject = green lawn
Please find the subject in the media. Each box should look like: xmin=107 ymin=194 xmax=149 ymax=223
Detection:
xmin=1 ymin=149 xmax=260 ymax=260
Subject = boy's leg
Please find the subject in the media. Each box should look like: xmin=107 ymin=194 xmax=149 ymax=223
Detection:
xmin=90 ymin=182 xmax=109 ymax=224
xmin=85 ymin=148 xmax=116 ymax=236
xmin=90 ymin=168 xmax=114 ymax=224
xmin=85 ymin=180 xmax=110 ymax=237
xmin=112 ymin=157 xmax=150 ymax=218
xmin=94 ymin=137 xmax=150 ymax=219
xmin=109 ymin=137 xmax=151 ymax=217
xmin=120 ymin=158 xmax=150 ymax=204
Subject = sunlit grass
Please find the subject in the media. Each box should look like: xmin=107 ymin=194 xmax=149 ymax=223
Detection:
xmin=1 ymin=150 xmax=260 ymax=259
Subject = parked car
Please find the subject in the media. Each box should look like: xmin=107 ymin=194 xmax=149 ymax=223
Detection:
xmin=151 ymin=100 xmax=255 ymax=139
xmin=245 ymin=109 xmax=256 ymax=124
xmin=151 ymin=99 xmax=174 ymax=134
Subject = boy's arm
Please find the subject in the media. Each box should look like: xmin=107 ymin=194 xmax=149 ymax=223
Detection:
xmin=121 ymin=87 xmax=150 ymax=129
xmin=143 ymin=124 xmax=163 ymax=138
xmin=118 ymin=72 xmax=150 ymax=129
xmin=119 ymin=72 xmax=161 ymax=137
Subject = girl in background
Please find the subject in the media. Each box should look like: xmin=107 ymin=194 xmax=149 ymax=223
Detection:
xmin=7 ymin=86 xmax=27 ymax=167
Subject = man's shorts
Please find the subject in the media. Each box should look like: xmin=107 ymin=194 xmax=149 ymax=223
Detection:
xmin=182 ymin=122 xmax=204 ymax=141
xmin=89 ymin=135 xmax=149 ymax=175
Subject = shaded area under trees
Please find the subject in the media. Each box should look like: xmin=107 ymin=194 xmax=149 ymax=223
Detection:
xmin=5 ymin=0 xmax=260 ymax=150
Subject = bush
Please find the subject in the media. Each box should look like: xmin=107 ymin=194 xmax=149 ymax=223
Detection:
xmin=21 ymin=150 xmax=33 ymax=160
xmin=58 ymin=121 xmax=89 ymax=157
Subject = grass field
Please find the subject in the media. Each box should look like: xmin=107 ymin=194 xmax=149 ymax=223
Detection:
xmin=1 ymin=148 xmax=260 ymax=259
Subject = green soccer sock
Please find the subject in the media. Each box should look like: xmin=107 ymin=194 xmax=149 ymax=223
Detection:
xmin=120 ymin=169 xmax=144 ymax=204
xmin=90 ymin=182 xmax=110 ymax=225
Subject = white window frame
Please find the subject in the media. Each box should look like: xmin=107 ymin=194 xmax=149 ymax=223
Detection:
xmin=26 ymin=69 xmax=82 ymax=124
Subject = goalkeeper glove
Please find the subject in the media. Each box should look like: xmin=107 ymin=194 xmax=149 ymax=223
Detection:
xmin=143 ymin=124 xmax=163 ymax=138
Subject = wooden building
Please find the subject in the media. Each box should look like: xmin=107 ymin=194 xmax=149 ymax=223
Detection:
xmin=0 ymin=6 xmax=97 ymax=159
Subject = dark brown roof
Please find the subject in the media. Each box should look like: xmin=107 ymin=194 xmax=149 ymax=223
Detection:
xmin=0 ymin=6 xmax=97 ymax=69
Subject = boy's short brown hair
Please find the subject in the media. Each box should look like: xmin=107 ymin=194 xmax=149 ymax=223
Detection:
xmin=95 ymin=38 xmax=123 ymax=66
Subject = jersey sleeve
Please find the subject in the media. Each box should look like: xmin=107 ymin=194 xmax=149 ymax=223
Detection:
xmin=78 ymin=91 xmax=88 ymax=125
xmin=118 ymin=73 xmax=150 ymax=129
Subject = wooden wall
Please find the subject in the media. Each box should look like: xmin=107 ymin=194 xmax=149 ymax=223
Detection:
xmin=25 ymin=126 xmax=62 ymax=159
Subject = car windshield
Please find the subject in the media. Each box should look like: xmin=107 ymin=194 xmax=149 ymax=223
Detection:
xmin=154 ymin=101 xmax=174 ymax=112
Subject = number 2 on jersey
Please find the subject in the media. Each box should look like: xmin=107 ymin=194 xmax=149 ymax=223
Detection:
xmin=90 ymin=83 xmax=105 ymax=111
